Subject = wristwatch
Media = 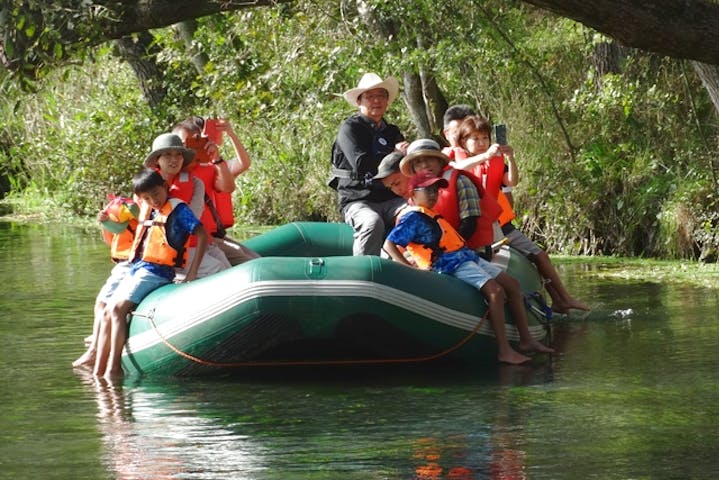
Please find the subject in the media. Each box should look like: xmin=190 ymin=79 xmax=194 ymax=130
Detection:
xmin=211 ymin=158 xmax=225 ymax=165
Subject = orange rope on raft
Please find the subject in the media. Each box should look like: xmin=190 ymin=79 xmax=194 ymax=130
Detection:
xmin=137 ymin=309 xmax=489 ymax=368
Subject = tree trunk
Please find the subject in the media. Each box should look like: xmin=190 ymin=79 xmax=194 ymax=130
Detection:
xmin=402 ymin=71 xmax=432 ymax=138
xmin=173 ymin=20 xmax=209 ymax=76
xmin=692 ymin=61 xmax=719 ymax=113
xmin=420 ymin=70 xmax=448 ymax=138
xmin=356 ymin=2 xmax=446 ymax=140
xmin=114 ymin=33 xmax=167 ymax=110
xmin=592 ymin=40 xmax=624 ymax=88
xmin=689 ymin=60 xmax=719 ymax=186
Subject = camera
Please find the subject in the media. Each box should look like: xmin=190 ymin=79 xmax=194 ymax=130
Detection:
xmin=493 ymin=124 xmax=507 ymax=145
xmin=203 ymin=118 xmax=223 ymax=144
xmin=184 ymin=134 xmax=211 ymax=164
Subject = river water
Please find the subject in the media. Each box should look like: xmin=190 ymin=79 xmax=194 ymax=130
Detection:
xmin=1 ymin=221 xmax=718 ymax=479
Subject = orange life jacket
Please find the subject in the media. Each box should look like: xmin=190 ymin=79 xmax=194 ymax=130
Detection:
xmin=107 ymin=222 xmax=137 ymax=262
xmin=130 ymin=199 xmax=189 ymax=268
xmin=400 ymin=206 xmax=466 ymax=270
xmin=100 ymin=195 xmax=140 ymax=263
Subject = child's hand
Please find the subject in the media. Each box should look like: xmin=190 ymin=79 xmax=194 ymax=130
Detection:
xmin=395 ymin=141 xmax=409 ymax=155
xmin=97 ymin=211 xmax=109 ymax=223
xmin=205 ymin=140 xmax=220 ymax=161
xmin=498 ymin=144 xmax=515 ymax=159
xmin=486 ymin=143 xmax=503 ymax=158
xmin=215 ymin=118 xmax=235 ymax=136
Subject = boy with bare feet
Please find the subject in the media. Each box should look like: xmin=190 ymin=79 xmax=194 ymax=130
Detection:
xmin=383 ymin=171 xmax=554 ymax=364
xmin=94 ymin=165 xmax=207 ymax=379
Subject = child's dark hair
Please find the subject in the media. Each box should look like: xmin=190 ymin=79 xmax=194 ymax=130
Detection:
xmin=132 ymin=168 xmax=166 ymax=195
xmin=443 ymin=104 xmax=477 ymax=127
xmin=457 ymin=115 xmax=492 ymax=149
xmin=172 ymin=116 xmax=203 ymax=135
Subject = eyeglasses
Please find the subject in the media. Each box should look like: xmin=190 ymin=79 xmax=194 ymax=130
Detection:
xmin=361 ymin=92 xmax=389 ymax=102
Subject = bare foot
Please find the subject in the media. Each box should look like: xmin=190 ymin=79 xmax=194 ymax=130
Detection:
xmin=498 ymin=349 xmax=532 ymax=365
xmin=103 ymin=368 xmax=124 ymax=382
xmin=520 ymin=339 xmax=555 ymax=354
xmin=551 ymin=303 xmax=569 ymax=315
xmin=565 ymin=297 xmax=591 ymax=311
xmin=72 ymin=349 xmax=96 ymax=368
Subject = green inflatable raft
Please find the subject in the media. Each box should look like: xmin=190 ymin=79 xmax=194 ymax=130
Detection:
xmin=122 ymin=222 xmax=552 ymax=376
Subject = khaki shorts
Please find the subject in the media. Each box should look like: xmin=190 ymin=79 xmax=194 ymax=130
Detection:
xmin=505 ymin=228 xmax=543 ymax=257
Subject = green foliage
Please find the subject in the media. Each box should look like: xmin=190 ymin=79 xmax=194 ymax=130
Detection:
xmin=0 ymin=53 xmax=159 ymax=216
xmin=0 ymin=0 xmax=110 ymax=89
xmin=1 ymin=0 xmax=718 ymax=259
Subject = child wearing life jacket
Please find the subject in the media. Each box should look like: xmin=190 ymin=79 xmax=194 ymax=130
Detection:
xmin=172 ymin=117 xmax=260 ymax=267
xmin=72 ymin=196 xmax=139 ymax=369
xmin=383 ymin=171 xmax=554 ymax=365
xmin=452 ymin=115 xmax=590 ymax=314
xmin=92 ymin=168 xmax=208 ymax=380
xmin=144 ymin=133 xmax=231 ymax=279
xmin=399 ymin=138 xmax=503 ymax=260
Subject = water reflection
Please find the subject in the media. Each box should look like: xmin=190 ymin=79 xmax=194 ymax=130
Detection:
xmin=78 ymin=371 xmax=267 ymax=480
xmin=75 ymin=361 xmax=560 ymax=480
xmin=5 ymin=223 xmax=719 ymax=480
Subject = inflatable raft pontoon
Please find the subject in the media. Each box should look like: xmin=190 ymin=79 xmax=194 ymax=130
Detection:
xmin=122 ymin=222 xmax=551 ymax=376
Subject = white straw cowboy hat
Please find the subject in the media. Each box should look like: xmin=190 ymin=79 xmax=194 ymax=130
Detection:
xmin=343 ymin=73 xmax=400 ymax=106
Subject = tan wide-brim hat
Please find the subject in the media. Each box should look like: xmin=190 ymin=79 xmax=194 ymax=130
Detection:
xmin=399 ymin=138 xmax=450 ymax=176
xmin=144 ymin=133 xmax=195 ymax=168
xmin=343 ymin=73 xmax=399 ymax=106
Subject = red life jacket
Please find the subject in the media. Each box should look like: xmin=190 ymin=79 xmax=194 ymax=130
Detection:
xmin=214 ymin=191 xmax=235 ymax=228
xmin=163 ymin=170 xmax=203 ymax=247
xmin=432 ymin=167 xmax=502 ymax=250
xmin=168 ymin=171 xmax=195 ymax=204
xmin=473 ymin=155 xmax=516 ymax=226
xmin=187 ymin=163 xmax=222 ymax=236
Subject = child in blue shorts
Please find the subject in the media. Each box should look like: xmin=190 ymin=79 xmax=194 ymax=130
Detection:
xmin=383 ymin=171 xmax=554 ymax=364
xmin=93 ymin=168 xmax=209 ymax=379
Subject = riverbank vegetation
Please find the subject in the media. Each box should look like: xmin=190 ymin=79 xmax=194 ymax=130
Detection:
xmin=1 ymin=0 xmax=717 ymax=260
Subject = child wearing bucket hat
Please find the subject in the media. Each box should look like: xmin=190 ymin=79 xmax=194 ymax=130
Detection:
xmin=383 ymin=171 xmax=555 ymax=365
xmin=400 ymin=138 xmax=503 ymax=260
xmin=330 ymin=72 xmax=409 ymax=256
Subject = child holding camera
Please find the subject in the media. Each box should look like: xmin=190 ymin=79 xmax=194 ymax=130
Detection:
xmin=452 ymin=114 xmax=590 ymax=314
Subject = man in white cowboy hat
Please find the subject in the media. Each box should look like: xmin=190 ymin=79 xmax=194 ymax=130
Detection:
xmin=329 ymin=72 xmax=409 ymax=256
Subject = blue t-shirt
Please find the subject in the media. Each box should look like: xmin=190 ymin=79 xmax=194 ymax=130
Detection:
xmin=132 ymin=202 xmax=201 ymax=280
xmin=386 ymin=210 xmax=479 ymax=274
